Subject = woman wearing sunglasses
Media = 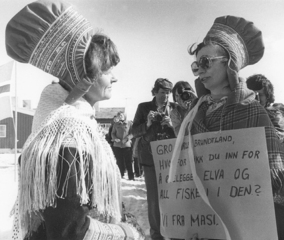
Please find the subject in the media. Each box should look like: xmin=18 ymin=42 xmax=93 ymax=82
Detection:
xmin=170 ymin=81 xmax=197 ymax=136
xmin=172 ymin=15 xmax=284 ymax=240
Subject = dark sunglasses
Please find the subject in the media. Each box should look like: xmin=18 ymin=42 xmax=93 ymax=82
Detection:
xmin=191 ymin=56 xmax=228 ymax=76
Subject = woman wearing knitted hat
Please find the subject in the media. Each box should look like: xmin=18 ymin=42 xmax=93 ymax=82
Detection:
xmin=6 ymin=1 xmax=144 ymax=240
xmin=170 ymin=81 xmax=197 ymax=136
xmin=170 ymin=16 xmax=284 ymax=240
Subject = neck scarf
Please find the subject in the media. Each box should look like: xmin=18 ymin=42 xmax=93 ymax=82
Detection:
xmin=205 ymin=95 xmax=228 ymax=115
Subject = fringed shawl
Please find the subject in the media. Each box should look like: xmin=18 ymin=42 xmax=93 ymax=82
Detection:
xmin=16 ymin=84 xmax=122 ymax=237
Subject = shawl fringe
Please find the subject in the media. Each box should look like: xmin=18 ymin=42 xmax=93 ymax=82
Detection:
xmin=19 ymin=105 xmax=121 ymax=236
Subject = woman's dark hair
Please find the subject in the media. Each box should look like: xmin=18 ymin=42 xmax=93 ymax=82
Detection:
xmin=84 ymin=33 xmax=120 ymax=80
xmin=246 ymin=74 xmax=275 ymax=106
xmin=188 ymin=41 xmax=229 ymax=58
xmin=151 ymin=78 xmax=172 ymax=96
xmin=172 ymin=81 xmax=195 ymax=102
xmin=188 ymin=42 xmax=205 ymax=56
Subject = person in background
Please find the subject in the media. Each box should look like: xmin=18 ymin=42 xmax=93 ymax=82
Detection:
xmin=6 ymin=1 xmax=144 ymax=239
xmin=246 ymin=73 xmax=275 ymax=107
xmin=132 ymin=78 xmax=176 ymax=240
xmin=246 ymin=74 xmax=284 ymax=142
xmin=105 ymin=115 xmax=118 ymax=149
xmin=132 ymin=136 xmax=143 ymax=177
xmin=170 ymin=81 xmax=197 ymax=136
xmin=111 ymin=111 xmax=134 ymax=180
xmin=174 ymin=15 xmax=284 ymax=239
xmin=273 ymin=103 xmax=284 ymax=117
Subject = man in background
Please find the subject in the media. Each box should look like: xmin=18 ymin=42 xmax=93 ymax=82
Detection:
xmin=132 ymin=78 xmax=176 ymax=240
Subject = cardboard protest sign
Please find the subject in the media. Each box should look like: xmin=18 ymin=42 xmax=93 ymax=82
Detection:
xmin=150 ymin=127 xmax=278 ymax=240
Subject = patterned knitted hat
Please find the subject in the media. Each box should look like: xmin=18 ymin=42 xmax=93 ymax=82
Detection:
xmin=5 ymin=0 xmax=93 ymax=103
xmin=204 ymin=15 xmax=265 ymax=71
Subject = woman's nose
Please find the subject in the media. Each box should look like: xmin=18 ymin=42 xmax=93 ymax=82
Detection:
xmin=198 ymin=66 xmax=205 ymax=75
xmin=111 ymin=73 xmax=118 ymax=83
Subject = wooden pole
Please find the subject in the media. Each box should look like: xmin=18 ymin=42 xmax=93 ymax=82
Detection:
xmin=14 ymin=61 xmax=17 ymax=182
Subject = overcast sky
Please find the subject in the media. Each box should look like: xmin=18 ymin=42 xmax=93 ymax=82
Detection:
xmin=1 ymin=0 xmax=284 ymax=119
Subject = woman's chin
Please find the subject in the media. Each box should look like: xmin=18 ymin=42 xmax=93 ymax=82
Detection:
xmin=202 ymin=82 xmax=211 ymax=90
xmin=104 ymin=94 xmax=112 ymax=101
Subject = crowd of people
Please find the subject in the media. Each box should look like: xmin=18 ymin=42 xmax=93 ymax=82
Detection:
xmin=5 ymin=0 xmax=284 ymax=240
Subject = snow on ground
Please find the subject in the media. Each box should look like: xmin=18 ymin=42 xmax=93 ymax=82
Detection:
xmin=0 ymin=154 xmax=150 ymax=240
xmin=0 ymin=154 xmax=18 ymax=240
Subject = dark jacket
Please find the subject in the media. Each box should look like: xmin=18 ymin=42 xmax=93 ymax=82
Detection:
xmin=132 ymin=98 xmax=175 ymax=166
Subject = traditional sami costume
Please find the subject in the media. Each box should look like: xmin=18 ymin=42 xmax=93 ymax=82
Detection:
xmin=6 ymin=1 xmax=144 ymax=239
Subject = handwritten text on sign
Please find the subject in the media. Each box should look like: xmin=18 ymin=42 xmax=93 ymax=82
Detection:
xmin=150 ymin=127 xmax=277 ymax=240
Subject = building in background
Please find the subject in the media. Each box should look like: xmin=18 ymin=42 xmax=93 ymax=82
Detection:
xmin=95 ymin=107 xmax=125 ymax=134
xmin=0 ymin=103 xmax=34 ymax=152
xmin=0 ymin=99 xmax=125 ymax=151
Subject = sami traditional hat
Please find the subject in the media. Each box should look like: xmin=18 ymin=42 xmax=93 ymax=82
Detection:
xmin=6 ymin=0 xmax=93 ymax=104
xmin=204 ymin=15 xmax=265 ymax=71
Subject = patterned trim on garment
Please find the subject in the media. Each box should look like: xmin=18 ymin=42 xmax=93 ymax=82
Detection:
xmin=62 ymin=136 xmax=78 ymax=148
xmin=29 ymin=6 xmax=92 ymax=83
xmin=84 ymin=218 xmax=130 ymax=240
xmin=206 ymin=22 xmax=248 ymax=70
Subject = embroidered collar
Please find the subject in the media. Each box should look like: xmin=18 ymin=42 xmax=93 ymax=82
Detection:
xmin=206 ymin=95 xmax=228 ymax=104
xmin=205 ymin=94 xmax=228 ymax=115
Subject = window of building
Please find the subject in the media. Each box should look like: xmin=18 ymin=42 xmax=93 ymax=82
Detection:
xmin=0 ymin=125 xmax=6 ymax=138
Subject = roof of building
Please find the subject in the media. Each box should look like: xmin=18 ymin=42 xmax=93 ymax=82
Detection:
xmin=95 ymin=107 xmax=125 ymax=119
xmin=10 ymin=106 xmax=125 ymax=119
